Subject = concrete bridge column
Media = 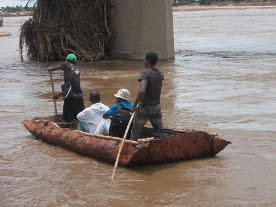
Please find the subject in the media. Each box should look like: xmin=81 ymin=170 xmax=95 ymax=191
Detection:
xmin=108 ymin=0 xmax=174 ymax=60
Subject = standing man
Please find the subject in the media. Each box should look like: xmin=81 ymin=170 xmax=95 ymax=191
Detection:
xmin=47 ymin=54 xmax=85 ymax=122
xmin=130 ymin=52 xmax=164 ymax=141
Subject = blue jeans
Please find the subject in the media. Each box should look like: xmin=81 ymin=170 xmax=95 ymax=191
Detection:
xmin=130 ymin=104 xmax=163 ymax=141
xmin=78 ymin=121 xmax=90 ymax=133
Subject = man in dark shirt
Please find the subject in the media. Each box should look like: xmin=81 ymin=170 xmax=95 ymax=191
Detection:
xmin=47 ymin=54 xmax=85 ymax=122
xmin=130 ymin=52 xmax=164 ymax=141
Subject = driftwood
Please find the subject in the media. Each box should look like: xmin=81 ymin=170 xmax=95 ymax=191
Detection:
xmin=20 ymin=0 xmax=112 ymax=61
xmin=63 ymin=29 xmax=92 ymax=61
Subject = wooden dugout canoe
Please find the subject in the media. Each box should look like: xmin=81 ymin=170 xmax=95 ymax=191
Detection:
xmin=22 ymin=115 xmax=231 ymax=166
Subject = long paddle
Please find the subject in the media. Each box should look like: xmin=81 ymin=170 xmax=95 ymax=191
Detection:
xmin=48 ymin=71 xmax=58 ymax=116
xmin=112 ymin=103 xmax=139 ymax=179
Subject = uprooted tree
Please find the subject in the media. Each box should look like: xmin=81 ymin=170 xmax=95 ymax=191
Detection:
xmin=20 ymin=0 xmax=112 ymax=61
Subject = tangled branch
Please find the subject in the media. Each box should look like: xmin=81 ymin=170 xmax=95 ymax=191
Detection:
xmin=20 ymin=0 xmax=112 ymax=61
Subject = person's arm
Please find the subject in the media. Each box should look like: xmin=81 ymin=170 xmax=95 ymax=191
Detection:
xmin=103 ymin=112 xmax=111 ymax=119
xmin=77 ymin=108 xmax=88 ymax=121
xmin=47 ymin=64 xmax=62 ymax=72
xmin=53 ymin=92 xmax=63 ymax=100
xmin=132 ymin=79 xmax=147 ymax=113
xmin=103 ymin=104 xmax=118 ymax=118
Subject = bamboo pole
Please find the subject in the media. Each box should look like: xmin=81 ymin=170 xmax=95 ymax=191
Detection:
xmin=112 ymin=104 xmax=139 ymax=179
xmin=48 ymin=71 xmax=58 ymax=116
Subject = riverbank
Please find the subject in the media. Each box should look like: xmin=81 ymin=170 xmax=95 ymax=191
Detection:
xmin=0 ymin=32 xmax=11 ymax=37
xmin=173 ymin=5 xmax=276 ymax=11
xmin=173 ymin=1 xmax=276 ymax=11
xmin=0 ymin=11 xmax=32 ymax=17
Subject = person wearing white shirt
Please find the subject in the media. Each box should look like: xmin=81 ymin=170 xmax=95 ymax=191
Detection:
xmin=95 ymin=118 xmax=111 ymax=136
xmin=77 ymin=91 xmax=109 ymax=133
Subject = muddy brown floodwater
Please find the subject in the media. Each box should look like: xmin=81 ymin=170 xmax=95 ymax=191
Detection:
xmin=0 ymin=9 xmax=276 ymax=207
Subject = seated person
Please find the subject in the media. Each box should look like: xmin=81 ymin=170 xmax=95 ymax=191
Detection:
xmin=77 ymin=91 xmax=109 ymax=133
xmin=95 ymin=89 xmax=133 ymax=138
xmin=94 ymin=118 xmax=111 ymax=136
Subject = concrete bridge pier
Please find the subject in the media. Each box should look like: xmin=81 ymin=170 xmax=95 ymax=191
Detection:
xmin=108 ymin=0 xmax=174 ymax=60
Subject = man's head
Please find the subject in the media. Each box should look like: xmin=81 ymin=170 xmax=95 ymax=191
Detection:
xmin=66 ymin=54 xmax=77 ymax=63
xmin=144 ymin=52 xmax=158 ymax=68
xmin=90 ymin=91 xmax=100 ymax=104
xmin=114 ymin=89 xmax=130 ymax=103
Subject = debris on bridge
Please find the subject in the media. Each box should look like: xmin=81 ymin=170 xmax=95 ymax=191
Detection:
xmin=20 ymin=0 xmax=112 ymax=61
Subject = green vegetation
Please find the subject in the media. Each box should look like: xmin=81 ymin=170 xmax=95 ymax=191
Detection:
xmin=0 ymin=5 xmax=33 ymax=13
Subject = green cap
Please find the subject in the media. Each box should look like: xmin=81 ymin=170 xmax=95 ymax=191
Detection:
xmin=66 ymin=54 xmax=77 ymax=62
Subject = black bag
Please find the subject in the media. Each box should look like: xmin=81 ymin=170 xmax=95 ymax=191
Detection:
xmin=109 ymin=103 xmax=132 ymax=139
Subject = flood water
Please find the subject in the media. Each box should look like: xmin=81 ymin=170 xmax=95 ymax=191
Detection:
xmin=0 ymin=9 xmax=276 ymax=207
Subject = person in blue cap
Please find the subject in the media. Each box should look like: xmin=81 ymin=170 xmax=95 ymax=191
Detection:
xmin=47 ymin=54 xmax=85 ymax=122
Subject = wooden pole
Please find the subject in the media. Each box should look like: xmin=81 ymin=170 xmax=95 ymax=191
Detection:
xmin=48 ymin=71 xmax=58 ymax=116
xmin=111 ymin=104 xmax=139 ymax=179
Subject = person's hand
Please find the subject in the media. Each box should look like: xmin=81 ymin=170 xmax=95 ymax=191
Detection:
xmin=53 ymin=93 xmax=61 ymax=100
xmin=131 ymin=106 xmax=138 ymax=113
xmin=47 ymin=67 xmax=53 ymax=72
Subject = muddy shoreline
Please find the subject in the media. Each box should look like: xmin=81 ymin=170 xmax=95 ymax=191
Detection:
xmin=0 ymin=12 xmax=32 ymax=17
xmin=173 ymin=4 xmax=276 ymax=11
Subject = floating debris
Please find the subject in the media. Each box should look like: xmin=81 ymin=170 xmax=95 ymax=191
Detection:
xmin=20 ymin=0 xmax=112 ymax=61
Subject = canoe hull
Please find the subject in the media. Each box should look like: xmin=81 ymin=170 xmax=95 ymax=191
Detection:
xmin=23 ymin=119 xmax=231 ymax=166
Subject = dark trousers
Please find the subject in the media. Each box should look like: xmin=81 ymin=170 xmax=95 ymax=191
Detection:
xmin=63 ymin=98 xmax=85 ymax=122
xmin=130 ymin=104 xmax=163 ymax=141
